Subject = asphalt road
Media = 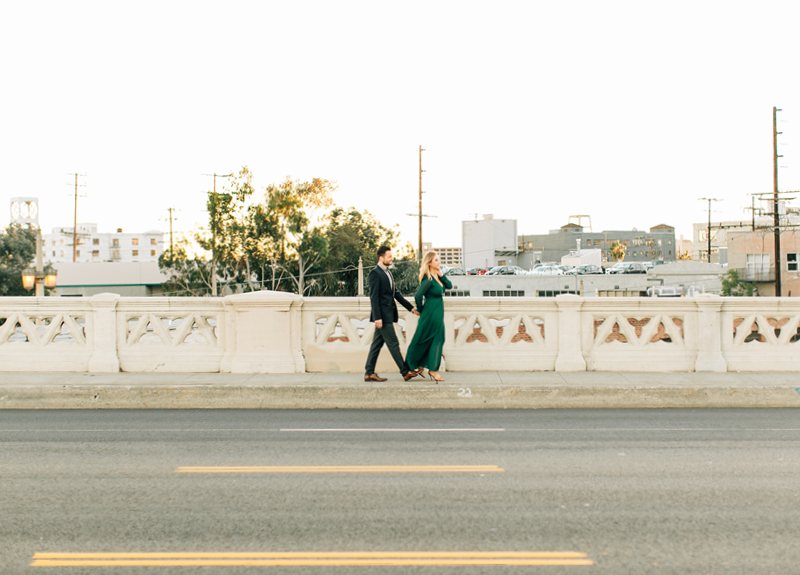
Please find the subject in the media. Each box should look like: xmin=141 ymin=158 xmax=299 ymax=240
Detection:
xmin=2 ymin=409 xmax=799 ymax=574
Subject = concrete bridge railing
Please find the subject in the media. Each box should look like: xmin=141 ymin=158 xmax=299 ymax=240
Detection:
xmin=1 ymin=292 xmax=799 ymax=373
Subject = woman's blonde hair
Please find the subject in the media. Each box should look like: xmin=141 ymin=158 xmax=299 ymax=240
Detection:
xmin=418 ymin=251 xmax=438 ymax=283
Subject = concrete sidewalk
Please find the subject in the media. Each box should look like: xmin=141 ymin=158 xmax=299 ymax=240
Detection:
xmin=1 ymin=371 xmax=799 ymax=409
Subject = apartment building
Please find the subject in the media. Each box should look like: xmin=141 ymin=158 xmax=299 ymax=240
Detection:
xmin=43 ymin=224 xmax=164 ymax=264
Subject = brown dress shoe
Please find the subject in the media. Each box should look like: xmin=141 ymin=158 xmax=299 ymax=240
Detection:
xmin=364 ymin=374 xmax=388 ymax=382
xmin=403 ymin=371 xmax=419 ymax=381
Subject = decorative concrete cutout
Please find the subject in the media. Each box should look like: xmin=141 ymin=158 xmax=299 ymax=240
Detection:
xmin=605 ymin=322 xmax=629 ymax=344
xmin=8 ymin=320 xmax=29 ymax=343
xmin=453 ymin=317 xmax=467 ymax=338
xmin=766 ymin=317 xmax=790 ymax=338
xmin=626 ymin=317 xmax=651 ymax=338
xmin=670 ymin=317 xmax=684 ymax=338
xmin=466 ymin=320 xmax=489 ymax=343
xmin=594 ymin=314 xmax=684 ymax=348
xmin=182 ymin=322 xmax=209 ymax=344
xmin=533 ymin=318 xmax=545 ymax=339
xmin=649 ymin=322 xmax=672 ymax=343
xmin=328 ymin=320 xmax=349 ymax=343
xmin=488 ymin=317 xmax=511 ymax=338
xmin=315 ymin=313 xmax=372 ymax=346
xmin=350 ymin=317 xmax=370 ymax=338
xmin=510 ymin=319 xmax=534 ymax=343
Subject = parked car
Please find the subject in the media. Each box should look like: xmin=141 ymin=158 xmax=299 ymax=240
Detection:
xmin=445 ymin=267 xmax=465 ymax=276
xmin=606 ymin=262 xmax=647 ymax=274
xmin=529 ymin=265 xmax=564 ymax=276
xmin=487 ymin=265 xmax=526 ymax=275
xmin=467 ymin=268 xmax=488 ymax=275
xmin=565 ymin=264 xmax=604 ymax=275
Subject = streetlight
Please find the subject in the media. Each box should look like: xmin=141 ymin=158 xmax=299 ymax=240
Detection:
xmin=21 ymin=229 xmax=56 ymax=296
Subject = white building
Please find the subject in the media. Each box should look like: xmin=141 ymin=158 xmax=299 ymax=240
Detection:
xmin=421 ymin=243 xmax=462 ymax=267
xmin=461 ymin=215 xmax=518 ymax=270
xmin=43 ymin=224 xmax=164 ymax=264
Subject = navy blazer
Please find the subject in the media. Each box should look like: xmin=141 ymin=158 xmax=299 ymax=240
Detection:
xmin=368 ymin=266 xmax=413 ymax=324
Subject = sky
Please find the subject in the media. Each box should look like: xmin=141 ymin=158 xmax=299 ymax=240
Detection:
xmin=2 ymin=0 xmax=799 ymax=251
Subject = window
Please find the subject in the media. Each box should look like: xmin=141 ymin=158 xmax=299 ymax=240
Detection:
xmin=150 ymin=250 xmax=156 ymax=256
xmin=60 ymin=239 xmax=64 ymax=246
xmin=657 ymin=239 xmax=662 ymax=246
xmin=746 ymin=253 xmax=770 ymax=280
xmin=150 ymin=238 xmax=157 ymax=245
xmin=482 ymin=290 xmax=525 ymax=297
xmin=112 ymin=239 xmax=119 ymax=247
xmin=536 ymin=290 xmax=578 ymax=297
xmin=699 ymin=230 xmax=717 ymax=242
xmin=76 ymin=250 xmax=80 ymax=257
xmin=444 ymin=290 xmax=470 ymax=297
xmin=52 ymin=251 xmax=56 ymax=257
xmin=788 ymin=253 xmax=798 ymax=272
xmin=93 ymin=238 xmax=100 ymax=245
xmin=132 ymin=250 xmax=139 ymax=256
xmin=60 ymin=250 xmax=64 ymax=257
xmin=51 ymin=240 xmax=56 ymax=246
xmin=132 ymin=238 xmax=139 ymax=245
xmin=92 ymin=250 xmax=99 ymax=256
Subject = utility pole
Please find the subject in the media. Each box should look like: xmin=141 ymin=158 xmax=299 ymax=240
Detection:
xmin=773 ymin=106 xmax=783 ymax=296
xmin=167 ymin=207 xmax=176 ymax=261
xmin=202 ymin=173 xmax=232 ymax=296
xmin=405 ymin=146 xmax=436 ymax=263
xmin=698 ymin=197 xmax=722 ymax=263
xmin=418 ymin=145 xmax=424 ymax=263
xmin=67 ymin=173 xmax=86 ymax=262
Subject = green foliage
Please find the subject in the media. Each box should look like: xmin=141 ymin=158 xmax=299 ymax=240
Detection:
xmin=315 ymin=207 xmax=398 ymax=296
xmin=159 ymin=240 xmax=214 ymax=296
xmin=610 ymin=240 xmax=626 ymax=262
xmin=0 ymin=225 xmax=55 ymax=296
xmin=391 ymin=258 xmax=421 ymax=296
xmin=721 ymin=269 xmax=755 ymax=297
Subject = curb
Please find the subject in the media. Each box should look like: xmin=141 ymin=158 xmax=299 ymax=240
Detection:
xmin=2 ymin=383 xmax=800 ymax=409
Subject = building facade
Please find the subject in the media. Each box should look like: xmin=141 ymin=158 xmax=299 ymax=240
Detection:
xmin=517 ymin=223 xmax=677 ymax=269
xmin=43 ymin=224 xmax=164 ymax=264
xmin=725 ymin=227 xmax=800 ymax=296
xmin=461 ymin=216 xmax=518 ymax=270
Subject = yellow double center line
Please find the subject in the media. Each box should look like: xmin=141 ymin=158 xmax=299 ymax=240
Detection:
xmin=31 ymin=551 xmax=593 ymax=567
xmin=175 ymin=465 xmax=505 ymax=473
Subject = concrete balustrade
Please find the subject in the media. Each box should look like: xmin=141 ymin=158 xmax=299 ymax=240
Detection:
xmin=1 ymin=292 xmax=799 ymax=373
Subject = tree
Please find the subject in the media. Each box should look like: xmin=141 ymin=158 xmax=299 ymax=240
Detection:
xmin=678 ymin=251 xmax=692 ymax=260
xmin=610 ymin=240 xmax=626 ymax=262
xmin=258 ymin=177 xmax=336 ymax=294
xmin=316 ymin=207 xmax=398 ymax=296
xmin=159 ymin=239 xmax=215 ymax=296
xmin=0 ymin=225 xmax=54 ymax=296
xmin=721 ymin=269 xmax=755 ymax=297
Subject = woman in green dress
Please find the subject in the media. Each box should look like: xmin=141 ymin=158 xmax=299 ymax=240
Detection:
xmin=405 ymin=251 xmax=451 ymax=382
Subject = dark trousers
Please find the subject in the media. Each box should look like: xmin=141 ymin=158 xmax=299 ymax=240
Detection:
xmin=364 ymin=323 xmax=408 ymax=376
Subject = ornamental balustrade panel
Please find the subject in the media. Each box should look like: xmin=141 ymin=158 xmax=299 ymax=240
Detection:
xmin=301 ymin=297 xmax=416 ymax=373
xmin=442 ymin=298 xmax=559 ymax=371
xmin=0 ymin=298 xmax=94 ymax=371
xmin=721 ymin=298 xmax=800 ymax=371
xmin=116 ymin=298 xmax=225 ymax=372
xmin=580 ymin=299 xmax=699 ymax=371
xmin=5 ymin=292 xmax=800 ymax=374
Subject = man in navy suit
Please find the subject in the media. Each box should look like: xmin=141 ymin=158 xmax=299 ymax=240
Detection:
xmin=364 ymin=246 xmax=421 ymax=381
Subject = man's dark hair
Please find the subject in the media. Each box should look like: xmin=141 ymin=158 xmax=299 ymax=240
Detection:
xmin=376 ymin=245 xmax=391 ymax=259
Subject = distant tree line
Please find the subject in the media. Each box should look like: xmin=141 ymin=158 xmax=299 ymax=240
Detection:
xmin=159 ymin=166 xmax=419 ymax=296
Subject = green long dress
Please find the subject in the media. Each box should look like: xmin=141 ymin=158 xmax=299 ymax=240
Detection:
xmin=405 ymin=273 xmax=452 ymax=372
